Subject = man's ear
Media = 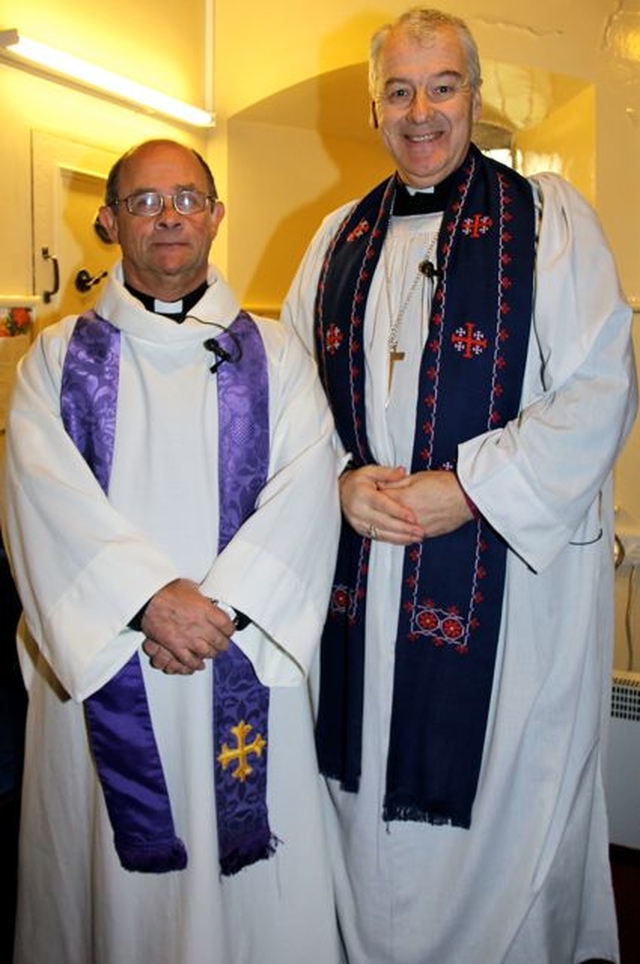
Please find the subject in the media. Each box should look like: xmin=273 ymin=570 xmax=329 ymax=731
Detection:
xmin=472 ymin=86 xmax=483 ymax=124
xmin=210 ymin=199 xmax=226 ymax=239
xmin=96 ymin=205 xmax=119 ymax=245
xmin=370 ymin=100 xmax=379 ymax=129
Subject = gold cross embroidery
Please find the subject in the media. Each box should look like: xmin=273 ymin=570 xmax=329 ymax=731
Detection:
xmin=217 ymin=720 xmax=266 ymax=782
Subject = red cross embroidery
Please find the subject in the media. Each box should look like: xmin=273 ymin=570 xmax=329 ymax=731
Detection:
xmin=325 ymin=323 xmax=343 ymax=354
xmin=346 ymin=219 xmax=370 ymax=242
xmin=451 ymin=322 xmax=488 ymax=358
xmin=461 ymin=213 xmax=493 ymax=237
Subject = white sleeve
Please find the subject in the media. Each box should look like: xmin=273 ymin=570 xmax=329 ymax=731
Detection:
xmin=280 ymin=202 xmax=356 ymax=354
xmin=1 ymin=324 xmax=178 ymax=700
xmin=457 ymin=174 xmax=637 ymax=572
xmin=200 ymin=320 xmax=342 ymax=685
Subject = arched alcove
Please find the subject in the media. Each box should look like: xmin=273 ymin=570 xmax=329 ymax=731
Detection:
xmin=227 ymin=59 xmax=593 ymax=312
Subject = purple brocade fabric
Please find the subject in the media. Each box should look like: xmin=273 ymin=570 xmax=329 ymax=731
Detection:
xmin=61 ymin=310 xmax=273 ymax=875
xmin=213 ymin=314 xmax=276 ymax=876
xmin=62 ymin=311 xmax=187 ymax=872
xmin=60 ymin=311 xmax=120 ymax=493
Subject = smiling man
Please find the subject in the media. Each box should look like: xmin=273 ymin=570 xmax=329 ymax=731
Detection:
xmin=3 ymin=139 xmax=343 ymax=964
xmin=282 ymin=8 xmax=637 ymax=964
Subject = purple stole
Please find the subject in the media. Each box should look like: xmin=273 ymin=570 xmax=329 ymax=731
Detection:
xmin=61 ymin=309 xmax=276 ymax=874
xmin=314 ymin=146 xmax=535 ymax=827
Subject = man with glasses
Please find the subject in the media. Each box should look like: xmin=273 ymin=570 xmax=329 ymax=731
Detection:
xmin=3 ymin=139 xmax=343 ymax=964
xmin=283 ymin=8 xmax=637 ymax=963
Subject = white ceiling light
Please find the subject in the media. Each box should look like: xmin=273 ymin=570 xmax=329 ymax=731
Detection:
xmin=0 ymin=29 xmax=215 ymax=128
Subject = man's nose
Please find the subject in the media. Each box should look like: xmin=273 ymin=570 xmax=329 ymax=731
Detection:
xmin=157 ymin=197 xmax=183 ymax=225
xmin=408 ymin=89 xmax=436 ymax=121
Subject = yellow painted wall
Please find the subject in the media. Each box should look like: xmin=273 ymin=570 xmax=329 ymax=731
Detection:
xmin=214 ymin=0 xmax=640 ymax=303
xmin=515 ymin=87 xmax=596 ymax=205
xmin=3 ymin=0 xmax=638 ymax=303
xmin=0 ymin=0 xmax=207 ymax=104
xmin=0 ymin=0 xmax=214 ymax=296
xmin=228 ymin=120 xmax=389 ymax=315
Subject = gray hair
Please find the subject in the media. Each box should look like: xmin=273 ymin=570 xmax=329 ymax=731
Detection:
xmin=369 ymin=7 xmax=482 ymax=98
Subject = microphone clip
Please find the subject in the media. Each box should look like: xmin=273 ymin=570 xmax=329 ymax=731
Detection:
xmin=203 ymin=336 xmax=233 ymax=373
xmin=419 ymin=259 xmax=440 ymax=281
xmin=203 ymin=331 xmax=243 ymax=374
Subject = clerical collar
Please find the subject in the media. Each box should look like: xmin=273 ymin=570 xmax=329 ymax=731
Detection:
xmin=392 ymin=172 xmax=456 ymax=216
xmin=125 ymin=280 xmax=209 ymax=323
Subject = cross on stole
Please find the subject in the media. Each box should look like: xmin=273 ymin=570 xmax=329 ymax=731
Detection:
xmin=451 ymin=322 xmax=488 ymax=359
xmin=217 ymin=720 xmax=266 ymax=782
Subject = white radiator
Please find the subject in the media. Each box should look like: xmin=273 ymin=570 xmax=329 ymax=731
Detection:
xmin=604 ymin=670 xmax=640 ymax=849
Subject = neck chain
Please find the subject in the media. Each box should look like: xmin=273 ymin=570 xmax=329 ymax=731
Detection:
xmin=384 ymin=232 xmax=438 ymax=390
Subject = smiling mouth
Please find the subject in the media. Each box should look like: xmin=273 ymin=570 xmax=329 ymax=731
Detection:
xmin=406 ymin=131 xmax=442 ymax=143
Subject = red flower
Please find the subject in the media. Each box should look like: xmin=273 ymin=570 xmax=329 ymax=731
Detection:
xmin=0 ymin=307 xmax=33 ymax=337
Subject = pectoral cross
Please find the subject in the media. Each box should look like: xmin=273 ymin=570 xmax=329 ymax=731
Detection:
xmin=389 ymin=347 xmax=405 ymax=391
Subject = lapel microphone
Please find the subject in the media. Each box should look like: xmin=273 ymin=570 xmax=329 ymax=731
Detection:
xmin=203 ymin=337 xmax=233 ymax=374
xmin=419 ymin=259 xmax=440 ymax=280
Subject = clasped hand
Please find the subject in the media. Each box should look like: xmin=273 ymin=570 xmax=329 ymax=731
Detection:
xmin=140 ymin=578 xmax=237 ymax=675
xmin=340 ymin=465 xmax=473 ymax=545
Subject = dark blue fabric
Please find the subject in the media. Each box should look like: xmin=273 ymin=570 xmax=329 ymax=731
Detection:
xmin=314 ymin=146 xmax=535 ymax=826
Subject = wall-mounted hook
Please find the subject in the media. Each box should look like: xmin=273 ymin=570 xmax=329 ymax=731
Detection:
xmin=75 ymin=268 xmax=108 ymax=293
xmin=41 ymin=247 xmax=59 ymax=304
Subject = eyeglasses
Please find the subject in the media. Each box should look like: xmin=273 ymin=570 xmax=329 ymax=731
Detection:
xmin=113 ymin=189 xmax=216 ymax=217
xmin=379 ymin=79 xmax=471 ymax=109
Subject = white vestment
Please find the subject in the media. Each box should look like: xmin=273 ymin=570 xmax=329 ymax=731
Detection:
xmin=3 ymin=265 xmax=344 ymax=964
xmin=282 ymin=173 xmax=638 ymax=964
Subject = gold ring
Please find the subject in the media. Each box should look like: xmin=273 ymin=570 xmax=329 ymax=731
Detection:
xmin=368 ymin=523 xmax=378 ymax=540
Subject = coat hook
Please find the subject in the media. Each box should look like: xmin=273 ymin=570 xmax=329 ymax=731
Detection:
xmin=75 ymin=268 xmax=108 ymax=293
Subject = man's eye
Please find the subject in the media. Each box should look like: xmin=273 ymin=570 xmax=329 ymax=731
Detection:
xmin=176 ymin=192 xmax=193 ymax=206
xmin=429 ymin=83 xmax=462 ymax=102
xmin=137 ymin=194 xmax=160 ymax=210
xmin=387 ymin=87 xmax=412 ymax=102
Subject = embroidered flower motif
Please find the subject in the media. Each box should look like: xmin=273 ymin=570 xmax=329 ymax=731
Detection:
xmin=417 ymin=609 xmax=439 ymax=632
xmin=331 ymin=586 xmax=350 ymax=613
xmin=442 ymin=616 xmax=464 ymax=640
xmin=414 ymin=602 xmax=467 ymax=648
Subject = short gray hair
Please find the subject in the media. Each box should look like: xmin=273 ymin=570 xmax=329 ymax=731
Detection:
xmin=369 ymin=7 xmax=482 ymax=98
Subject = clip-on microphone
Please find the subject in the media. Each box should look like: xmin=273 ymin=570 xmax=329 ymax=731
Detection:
xmin=203 ymin=337 xmax=232 ymax=374
xmin=418 ymin=259 xmax=440 ymax=281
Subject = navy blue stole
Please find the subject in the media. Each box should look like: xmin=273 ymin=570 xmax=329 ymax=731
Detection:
xmin=61 ymin=309 xmax=276 ymax=872
xmin=314 ymin=145 xmax=535 ymax=826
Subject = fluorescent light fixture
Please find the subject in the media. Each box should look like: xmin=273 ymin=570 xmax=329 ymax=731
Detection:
xmin=0 ymin=29 xmax=214 ymax=128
